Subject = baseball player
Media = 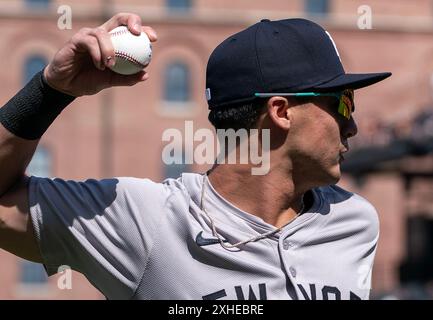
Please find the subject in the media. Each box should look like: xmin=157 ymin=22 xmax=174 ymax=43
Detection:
xmin=0 ymin=14 xmax=391 ymax=300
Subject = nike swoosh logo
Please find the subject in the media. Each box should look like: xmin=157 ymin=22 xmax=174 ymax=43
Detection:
xmin=195 ymin=231 xmax=228 ymax=247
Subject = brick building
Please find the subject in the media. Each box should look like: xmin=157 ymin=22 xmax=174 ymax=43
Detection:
xmin=0 ymin=0 xmax=432 ymax=299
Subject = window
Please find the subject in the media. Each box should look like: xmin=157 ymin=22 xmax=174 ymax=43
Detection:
xmin=163 ymin=149 xmax=190 ymax=179
xmin=20 ymin=260 xmax=48 ymax=284
xmin=18 ymin=56 xmax=50 ymax=289
xmin=400 ymin=217 xmax=433 ymax=284
xmin=23 ymin=55 xmax=47 ymax=84
xmin=25 ymin=0 xmax=50 ymax=9
xmin=305 ymin=0 xmax=329 ymax=16
xmin=164 ymin=162 xmax=190 ymax=179
xmin=27 ymin=146 xmax=52 ymax=177
xmin=164 ymin=62 xmax=191 ymax=103
xmin=167 ymin=0 xmax=191 ymax=12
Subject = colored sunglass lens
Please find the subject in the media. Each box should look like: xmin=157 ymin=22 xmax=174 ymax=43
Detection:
xmin=338 ymin=91 xmax=354 ymax=120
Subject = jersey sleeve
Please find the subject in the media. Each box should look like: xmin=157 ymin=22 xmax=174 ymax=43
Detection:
xmin=28 ymin=176 xmax=169 ymax=299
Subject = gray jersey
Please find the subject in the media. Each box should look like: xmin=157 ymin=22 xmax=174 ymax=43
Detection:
xmin=29 ymin=172 xmax=379 ymax=300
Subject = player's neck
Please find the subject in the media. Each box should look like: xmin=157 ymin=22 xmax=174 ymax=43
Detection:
xmin=207 ymin=164 xmax=308 ymax=228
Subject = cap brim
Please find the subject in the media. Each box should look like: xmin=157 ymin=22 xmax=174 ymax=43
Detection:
xmin=313 ymin=72 xmax=392 ymax=91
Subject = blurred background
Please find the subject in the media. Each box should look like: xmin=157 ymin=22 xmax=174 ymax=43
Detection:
xmin=0 ymin=0 xmax=432 ymax=300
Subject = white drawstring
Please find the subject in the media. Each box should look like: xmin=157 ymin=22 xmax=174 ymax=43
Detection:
xmin=199 ymin=173 xmax=304 ymax=250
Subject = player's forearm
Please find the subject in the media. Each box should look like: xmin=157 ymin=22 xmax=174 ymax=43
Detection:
xmin=0 ymin=127 xmax=38 ymax=196
xmin=0 ymin=70 xmax=75 ymax=196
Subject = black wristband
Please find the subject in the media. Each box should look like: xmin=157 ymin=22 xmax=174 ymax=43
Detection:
xmin=0 ymin=69 xmax=75 ymax=140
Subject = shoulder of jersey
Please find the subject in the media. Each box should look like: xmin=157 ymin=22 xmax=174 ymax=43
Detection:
xmin=316 ymin=184 xmax=380 ymax=239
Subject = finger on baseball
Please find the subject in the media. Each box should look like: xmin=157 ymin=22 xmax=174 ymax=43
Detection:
xmin=71 ymin=31 xmax=103 ymax=70
xmin=101 ymin=13 xmax=142 ymax=35
xmin=142 ymin=26 xmax=158 ymax=42
xmin=90 ymin=28 xmax=115 ymax=68
xmin=109 ymin=70 xmax=149 ymax=87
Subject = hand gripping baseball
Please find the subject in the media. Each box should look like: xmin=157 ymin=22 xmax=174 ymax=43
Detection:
xmin=43 ymin=13 xmax=158 ymax=97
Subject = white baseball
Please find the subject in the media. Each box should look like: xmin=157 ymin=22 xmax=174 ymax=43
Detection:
xmin=109 ymin=26 xmax=152 ymax=75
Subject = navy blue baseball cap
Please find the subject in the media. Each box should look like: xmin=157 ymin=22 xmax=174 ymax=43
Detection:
xmin=205 ymin=18 xmax=391 ymax=109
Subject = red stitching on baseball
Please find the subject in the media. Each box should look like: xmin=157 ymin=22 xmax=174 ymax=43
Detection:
xmin=110 ymin=29 xmax=129 ymax=37
xmin=115 ymin=51 xmax=146 ymax=68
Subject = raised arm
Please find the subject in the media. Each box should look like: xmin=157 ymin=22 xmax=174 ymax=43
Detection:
xmin=0 ymin=13 xmax=157 ymax=262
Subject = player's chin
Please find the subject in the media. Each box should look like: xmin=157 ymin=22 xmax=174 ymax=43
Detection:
xmin=329 ymin=164 xmax=342 ymax=183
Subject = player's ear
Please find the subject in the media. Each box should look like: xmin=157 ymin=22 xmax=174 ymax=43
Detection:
xmin=266 ymin=96 xmax=292 ymax=130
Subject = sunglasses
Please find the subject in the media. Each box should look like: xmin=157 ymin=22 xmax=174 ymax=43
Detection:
xmin=254 ymin=89 xmax=355 ymax=120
